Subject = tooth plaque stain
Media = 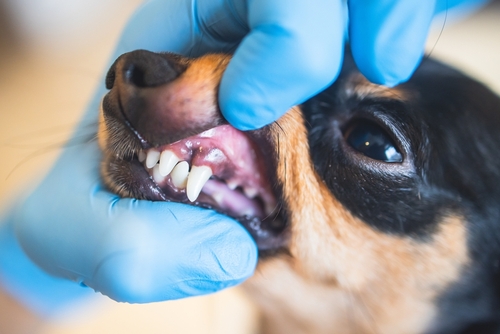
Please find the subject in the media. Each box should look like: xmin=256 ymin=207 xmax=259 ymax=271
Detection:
xmin=199 ymin=128 xmax=216 ymax=137
xmin=203 ymin=148 xmax=225 ymax=164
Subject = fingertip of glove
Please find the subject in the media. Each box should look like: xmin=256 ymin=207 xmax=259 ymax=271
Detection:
xmin=89 ymin=239 xmax=257 ymax=303
xmin=89 ymin=209 xmax=258 ymax=303
xmin=354 ymin=49 xmax=419 ymax=88
xmin=220 ymin=102 xmax=279 ymax=131
xmin=362 ymin=69 xmax=407 ymax=88
xmin=210 ymin=228 xmax=258 ymax=281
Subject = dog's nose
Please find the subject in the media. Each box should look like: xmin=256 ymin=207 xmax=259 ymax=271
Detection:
xmin=105 ymin=50 xmax=184 ymax=90
xmin=103 ymin=51 xmax=228 ymax=147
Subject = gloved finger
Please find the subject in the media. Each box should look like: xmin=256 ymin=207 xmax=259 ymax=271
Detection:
xmin=348 ymin=0 xmax=436 ymax=87
xmin=14 ymin=141 xmax=257 ymax=302
xmin=88 ymin=200 xmax=257 ymax=302
xmin=113 ymin=0 xmax=248 ymax=59
xmin=219 ymin=0 xmax=345 ymax=130
xmin=80 ymin=0 xmax=249 ymax=125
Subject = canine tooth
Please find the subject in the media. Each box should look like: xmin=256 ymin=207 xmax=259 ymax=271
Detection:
xmin=138 ymin=150 xmax=146 ymax=162
xmin=243 ymin=187 xmax=258 ymax=198
xmin=171 ymin=161 xmax=189 ymax=188
xmin=186 ymin=166 xmax=213 ymax=202
xmin=146 ymin=149 xmax=160 ymax=168
xmin=159 ymin=150 xmax=180 ymax=176
xmin=152 ymin=164 xmax=165 ymax=184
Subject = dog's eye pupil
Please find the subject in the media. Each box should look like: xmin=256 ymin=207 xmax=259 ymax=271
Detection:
xmin=345 ymin=121 xmax=403 ymax=163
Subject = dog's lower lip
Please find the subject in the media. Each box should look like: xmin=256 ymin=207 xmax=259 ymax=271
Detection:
xmin=126 ymin=159 xmax=168 ymax=202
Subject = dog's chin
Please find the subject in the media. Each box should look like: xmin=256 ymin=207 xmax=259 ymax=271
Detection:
xmin=102 ymin=124 xmax=289 ymax=252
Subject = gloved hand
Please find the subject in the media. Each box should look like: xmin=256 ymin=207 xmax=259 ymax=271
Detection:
xmin=0 ymin=0 xmax=486 ymax=314
xmin=3 ymin=88 xmax=257 ymax=313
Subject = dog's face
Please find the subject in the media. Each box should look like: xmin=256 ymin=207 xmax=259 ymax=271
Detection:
xmin=98 ymin=50 xmax=500 ymax=333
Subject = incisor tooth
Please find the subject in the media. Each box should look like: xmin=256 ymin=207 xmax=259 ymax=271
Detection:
xmin=138 ymin=150 xmax=146 ymax=163
xmin=213 ymin=192 xmax=224 ymax=205
xmin=152 ymin=164 xmax=165 ymax=184
xmin=243 ymin=187 xmax=258 ymax=198
xmin=146 ymin=149 xmax=160 ymax=169
xmin=159 ymin=150 xmax=180 ymax=176
xmin=186 ymin=166 xmax=213 ymax=202
xmin=171 ymin=161 xmax=189 ymax=189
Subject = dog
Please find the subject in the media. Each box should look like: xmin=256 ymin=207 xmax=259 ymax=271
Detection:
xmin=98 ymin=48 xmax=500 ymax=334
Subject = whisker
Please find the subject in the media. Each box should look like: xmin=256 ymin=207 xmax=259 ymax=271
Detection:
xmin=343 ymin=286 xmax=360 ymax=334
xmin=2 ymin=121 xmax=98 ymax=149
xmin=262 ymin=201 xmax=283 ymax=221
xmin=5 ymin=132 xmax=96 ymax=180
xmin=426 ymin=0 xmax=449 ymax=59
xmin=355 ymin=288 xmax=381 ymax=334
xmin=341 ymin=272 xmax=381 ymax=334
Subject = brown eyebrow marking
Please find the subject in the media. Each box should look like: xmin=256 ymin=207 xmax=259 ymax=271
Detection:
xmin=345 ymin=73 xmax=415 ymax=101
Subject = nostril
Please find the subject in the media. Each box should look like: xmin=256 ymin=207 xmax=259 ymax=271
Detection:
xmin=124 ymin=63 xmax=148 ymax=88
xmin=105 ymin=67 xmax=116 ymax=89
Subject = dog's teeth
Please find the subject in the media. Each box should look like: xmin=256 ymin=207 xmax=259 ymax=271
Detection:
xmin=242 ymin=208 xmax=256 ymax=217
xmin=138 ymin=150 xmax=146 ymax=163
xmin=186 ymin=166 xmax=213 ymax=202
xmin=146 ymin=149 xmax=160 ymax=169
xmin=213 ymin=192 xmax=224 ymax=205
xmin=152 ymin=164 xmax=165 ymax=184
xmin=159 ymin=150 xmax=180 ymax=176
xmin=243 ymin=187 xmax=258 ymax=198
xmin=227 ymin=180 xmax=238 ymax=190
xmin=171 ymin=161 xmax=189 ymax=189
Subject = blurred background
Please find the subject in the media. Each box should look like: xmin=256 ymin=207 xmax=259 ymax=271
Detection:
xmin=0 ymin=0 xmax=499 ymax=333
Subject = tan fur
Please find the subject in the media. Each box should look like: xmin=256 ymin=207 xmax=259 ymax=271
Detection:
xmin=345 ymin=73 xmax=413 ymax=101
xmin=98 ymin=109 xmax=107 ymax=152
xmin=99 ymin=54 xmax=470 ymax=333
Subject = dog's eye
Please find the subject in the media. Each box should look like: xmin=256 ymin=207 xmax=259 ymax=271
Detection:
xmin=344 ymin=120 xmax=403 ymax=163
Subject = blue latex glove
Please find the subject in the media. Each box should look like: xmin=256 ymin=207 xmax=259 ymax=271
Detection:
xmin=111 ymin=0 xmax=488 ymax=132
xmin=1 ymin=0 xmax=487 ymax=314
